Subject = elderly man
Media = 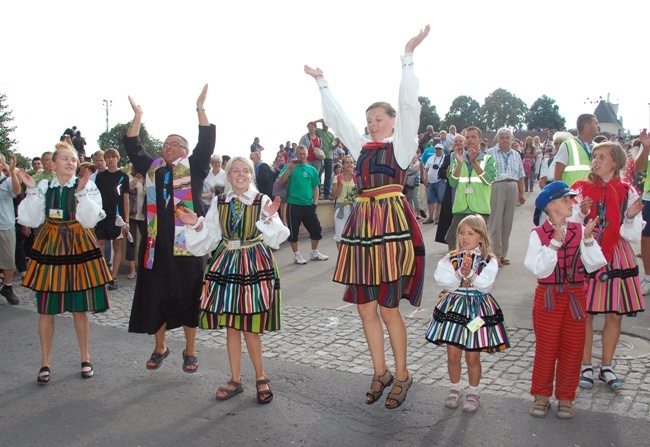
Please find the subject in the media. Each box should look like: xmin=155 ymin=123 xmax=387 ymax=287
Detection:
xmin=278 ymin=145 xmax=328 ymax=264
xmin=486 ymin=128 xmax=525 ymax=266
xmin=124 ymin=85 xmax=215 ymax=373
xmin=554 ymin=114 xmax=599 ymax=186
xmin=445 ymin=127 xmax=496 ymax=250
xmin=422 ymin=143 xmax=446 ymax=224
xmin=250 ymin=150 xmax=274 ymax=198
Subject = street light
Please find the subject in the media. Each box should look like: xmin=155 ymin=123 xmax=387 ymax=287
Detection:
xmin=102 ymin=99 xmax=112 ymax=133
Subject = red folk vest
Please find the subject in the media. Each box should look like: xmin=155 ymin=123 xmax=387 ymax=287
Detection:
xmin=533 ymin=221 xmax=586 ymax=285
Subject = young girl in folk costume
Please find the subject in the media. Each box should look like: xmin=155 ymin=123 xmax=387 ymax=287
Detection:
xmin=331 ymin=155 xmax=356 ymax=250
xmin=17 ymin=143 xmax=112 ymax=383
xmin=571 ymin=142 xmax=645 ymax=391
xmin=178 ymin=157 xmax=288 ymax=404
xmin=525 ymin=181 xmax=606 ymax=419
xmin=304 ymin=25 xmax=430 ymax=409
xmin=425 ymin=214 xmax=509 ymax=412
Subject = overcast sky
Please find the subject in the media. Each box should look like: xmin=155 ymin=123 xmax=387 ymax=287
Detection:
xmin=4 ymin=0 xmax=649 ymax=162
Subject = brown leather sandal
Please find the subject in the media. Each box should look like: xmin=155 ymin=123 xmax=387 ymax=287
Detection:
xmin=385 ymin=374 xmax=413 ymax=409
xmin=557 ymin=400 xmax=574 ymax=419
xmin=365 ymin=369 xmax=393 ymax=405
xmin=529 ymin=395 xmax=550 ymax=418
xmin=256 ymin=378 xmax=274 ymax=404
xmin=216 ymin=380 xmax=244 ymax=401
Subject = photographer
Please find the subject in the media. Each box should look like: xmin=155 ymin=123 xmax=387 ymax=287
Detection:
xmin=422 ymin=144 xmax=446 ymax=224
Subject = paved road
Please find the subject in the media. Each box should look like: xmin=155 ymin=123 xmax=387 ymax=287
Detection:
xmin=1 ymin=189 xmax=649 ymax=446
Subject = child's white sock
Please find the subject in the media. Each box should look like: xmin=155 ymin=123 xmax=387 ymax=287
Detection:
xmin=450 ymin=381 xmax=462 ymax=392
xmin=468 ymin=385 xmax=480 ymax=395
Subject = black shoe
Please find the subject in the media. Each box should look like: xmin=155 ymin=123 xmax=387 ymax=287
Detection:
xmin=418 ymin=209 xmax=427 ymax=219
xmin=0 ymin=285 xmax=19 ymax=305
xmin=108 ymin=280 xmax=118 ymax=291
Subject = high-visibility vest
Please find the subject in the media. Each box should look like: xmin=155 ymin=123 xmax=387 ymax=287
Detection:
xmin=561 ymin=138 xmax=591 ymax=187
xmin=451 ymin=155 xmax=493 ymax=215
xmin=644 ymin=152 xmax=650 ymax=193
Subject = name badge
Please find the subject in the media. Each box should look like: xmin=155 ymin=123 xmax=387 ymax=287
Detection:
xmin=49 ymin=209 xmax=63 ymax=219
xmin=227 ymin=240 xmax=241 ymax=250
xmin=464 ymin=187 xmax=474 ymax=194
xmin=466 ymin=316 xmax=485 ymax=333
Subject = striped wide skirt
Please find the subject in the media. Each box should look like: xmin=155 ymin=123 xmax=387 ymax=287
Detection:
xmin=334 ymin=186 xmax=425 ymax=308
xmin=24 ymin=219 xmax=111 ymax=315
xmin=586 ymin=239 xmax=645 ymax=316
xmin=425 ymin=289 xmax=510 ymax=353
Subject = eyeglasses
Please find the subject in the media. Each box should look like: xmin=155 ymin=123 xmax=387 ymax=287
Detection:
xmin=211 ymin=161 xmax=222 ymax=164
xmin=162 ymin=142 xmax=187 ymax=149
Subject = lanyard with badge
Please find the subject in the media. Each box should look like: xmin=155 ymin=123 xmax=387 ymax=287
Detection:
xmin=465 ymin=158 xmax=474 ymax=195
xmin=498 ymin=150 xmax=512 ymax=181
xmin=227 ymin=198 xmax=246 ymax=249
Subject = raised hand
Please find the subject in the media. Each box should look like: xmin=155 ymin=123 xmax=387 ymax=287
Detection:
xmin=263 ymin=196 xmax=281 ymax=217
xmin=580 ymin=197 xmax=593 ymax=215
xmin=8 ymin=156 xmax=16 ymax=173
xmin=17 ymin=168 xmax=36 ymax=188
xmin=404 ymin=25 xmax=430 ymax=54
xmin=626 ymin=197 xmax=643 ymax=218
xmin=640 ymin=128 xmax=650 ymax=149
xmin=128 ymin=96 xmax=143 ymax=118
xmin=584 ymin=217 xmax=599 ymax=240
xmin=77 ymin=167 xmax=90 ymax=191
xmin=197 ymin=84 xmax=208 ymax=109
xmin=304 ymin=65 xmax=324 ymax=79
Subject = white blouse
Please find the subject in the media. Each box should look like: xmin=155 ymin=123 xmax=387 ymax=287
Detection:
xmin=185 ymin=186 xmax=289 ymax=255
xmin=316 ymin=54 xmax=420 ymax=170
xmin=17 ymin=177 xmax=105 ymax=229
xmin=434 ymin=249 xmax=499 ymax=294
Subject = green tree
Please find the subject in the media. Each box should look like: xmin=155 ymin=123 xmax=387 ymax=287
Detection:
xmin=97 ymin=122 xmax=162 ymax=167
xmin=481 ymin=88 xmax=528 ymax=130
xmin=418 ymin=96 xmax=441 ymax=134
xmin=525 ymin=95 xmax=566 ymax=131
xmin=444 ymin=95 xmax=483 ymax=131
xmin=0 ymin=93 xmax=18 ymax=162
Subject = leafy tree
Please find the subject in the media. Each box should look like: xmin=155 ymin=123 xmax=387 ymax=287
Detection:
xmin=97 ymin=122 xmax=162 ymax=167
xmin=525 ymin=95 xmax=566 ymax=131
xmin=0 ymin=93 xmax=18 ymax=162
xmin=481 ymin=88 xmax=528 ymax=131
xmin=444 ymin=95 xmax=483 ymax=131
xmin=418 ymin=96 xmax=441 ymax=134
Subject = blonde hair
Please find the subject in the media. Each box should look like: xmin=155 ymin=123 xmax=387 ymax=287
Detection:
xmin=223 ymin=156 xmax=257 ymax=194
xmin=456 ymin=214 xmax=492 ymax=258
xmin=53 ymin=142 xmax=78 ymax=161
xmin=588 ymin=142 xmax=627 ymax=183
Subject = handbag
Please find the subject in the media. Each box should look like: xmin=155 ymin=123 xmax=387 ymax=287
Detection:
xmin=313 ymin=145 xmax=326 ymax=160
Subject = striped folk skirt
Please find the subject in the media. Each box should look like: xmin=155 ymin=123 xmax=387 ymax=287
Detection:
xmin=198 ymin=240 xmax=281 ymax=333
xmin=586 ymin=239 xmax=645 ymax=316
xmin=425 ymin=289 xmax=510 ymax=353
xmin=334 ymin=185 xmax=425 ymax=308
xmin=23 ymin=219 xmax=111 ymax=315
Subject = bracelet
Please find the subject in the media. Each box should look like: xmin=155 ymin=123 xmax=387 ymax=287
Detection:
xmin=196 ymin=107 xmax=205 ymax=112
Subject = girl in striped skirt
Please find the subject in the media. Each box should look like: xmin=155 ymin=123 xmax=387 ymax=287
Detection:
xmin=570 ymin=142 xmax=645 ymax=391
xmin=17 ymin=142 xmax=112 ymax=384
xmin=425 ymin=215 xmax=509 ymax=412
xmin=179 ymin=157 xmax=289 ymax=404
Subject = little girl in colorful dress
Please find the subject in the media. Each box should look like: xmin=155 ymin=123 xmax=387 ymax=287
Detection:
xmin=570 ymin=142 xmax=645 ymax=391
xmin=425 ymin=214 xmax=509 ymax=412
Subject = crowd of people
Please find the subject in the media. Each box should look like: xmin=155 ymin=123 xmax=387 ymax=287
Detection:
xmin=1 ymin=24 xmax=648 ymax=423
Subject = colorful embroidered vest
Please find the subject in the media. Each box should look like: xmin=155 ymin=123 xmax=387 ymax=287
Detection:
xmin=534 ymin=221 xmax=586 ymax=285
xmin=143 ymin=157 xmax=194 ymax=269
xmin=356 ymin=142 xmax=406 ymax=190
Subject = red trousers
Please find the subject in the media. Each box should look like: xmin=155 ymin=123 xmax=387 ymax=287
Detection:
xmin=530 ymin=284 xmax=587 ymax=401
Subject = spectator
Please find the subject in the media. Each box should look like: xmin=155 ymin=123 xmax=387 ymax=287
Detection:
xmin=94 ymin=148 xmax=130 ymax=291
xmin=250 ymin=150 xmax=274 ymax=198
xmin=250 ymin=137 xmax=264 ymax=152
xmin=277 ymin=145 xmax=328 ymax=265
xmin=0 ymin=155 xmax=21 ymax=305
xmin=126 ymin=166 xmax=147 ymax=280
xmin=422 ymin=143 xmax=446 ymax=224
xmin=202 ymin=154 xmax=226 ymax=210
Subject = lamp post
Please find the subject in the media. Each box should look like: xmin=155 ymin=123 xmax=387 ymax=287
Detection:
xmin=102 ymin=99 xmax=112 ymax=133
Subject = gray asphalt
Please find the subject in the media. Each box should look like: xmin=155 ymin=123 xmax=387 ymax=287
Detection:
xmin=1 ymin=189 xmax=649 ymax=447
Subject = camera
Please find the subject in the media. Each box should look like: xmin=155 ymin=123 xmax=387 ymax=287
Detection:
xmin=432 ymin=164 xmax=439 ymax=169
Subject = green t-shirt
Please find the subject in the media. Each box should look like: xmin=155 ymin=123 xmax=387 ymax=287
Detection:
xmin=31 ymin=171 xmax=56 ymax=184
xmin=280 ymin=163 xmax=320 ymax=205
xmin=315 ymin=128 xmax=335 ymax=159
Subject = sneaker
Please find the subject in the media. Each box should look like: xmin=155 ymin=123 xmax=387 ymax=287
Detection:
xmin=294 ymin=252 xmax=307 ymax=265
xmin=310 ymin=250 xmax=329 ymax=261
xmin=108 ymin=280 xmax=119 ymax=291
xmin=418 ymin=209 xmax=427 ymax=219
xmin=0 ymin=286 xmax=19 ymax=305
xmin=641 ymin=278 xmax=650 ymax=295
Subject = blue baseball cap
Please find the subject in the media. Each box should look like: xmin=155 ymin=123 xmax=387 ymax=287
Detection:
xmin=535 ymin=181 xmax=577 ymax=212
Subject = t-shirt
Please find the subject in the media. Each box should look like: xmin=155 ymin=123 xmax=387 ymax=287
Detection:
xmin=424 ymin=153 xmax=445 ymax=183
xmin=279 ymin=163 xmax=320 ymax=205
xmin=95 ymin=169 xmax=129 ymax=219
xmin=0 ymin=174 xmax=17 ymax=230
